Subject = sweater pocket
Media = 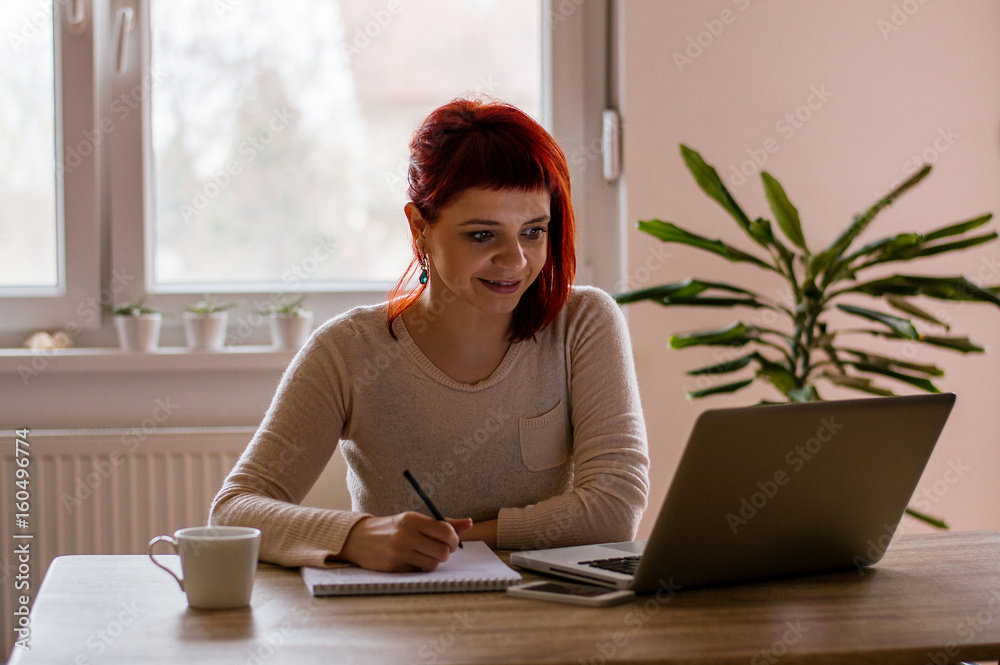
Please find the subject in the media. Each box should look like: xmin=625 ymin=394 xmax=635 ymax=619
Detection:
xmin=518 ymin=401 xmax=569 ymax=472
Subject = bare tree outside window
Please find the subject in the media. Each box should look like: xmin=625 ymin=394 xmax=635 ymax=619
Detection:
xmin=151 ymin=0 xmax=541 ymax=288
xmin=0 ymin=1 xmax=58 ymax=288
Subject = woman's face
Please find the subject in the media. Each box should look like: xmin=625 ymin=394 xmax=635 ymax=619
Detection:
xmin=408 ymin=187 xmax=551 ymax=318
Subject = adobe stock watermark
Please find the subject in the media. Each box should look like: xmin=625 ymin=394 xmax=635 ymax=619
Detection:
xmin=180 ymin=105 xmax=298 ymax=224
xmin=672 ymin=0 xmax=753 ymax=73
xmin=614 ymin=244 xmax=673 ymax=292
xmin=867 ymin=127 xmax=959 ymax=205
xmin=680 ymin=284 xmax=797 ymax=398
xmin=727 ymin=84 xmax=834 ymax=189
xmin=341 ymin=0 xmax=405 ymax=62
xmin=73 ymin=599 xmax=140 ymax=663
xmin=725 ymin=415 xmax=845 ymax=534
xmin=526 ymin=501 xmax=587 ymax=551
xmin=910 ymin=458 xmax=970 ymax=515
xmin=750 ymin=620 xmax=811 ymax=665
xmin=578 ymin=578 xmax=682 ymax=665
xmin=400 ymin=408 xmax=513 ymax=514
xmin=60 ymin=66 xmax=168 ymax=178
xmin=877 ymin=0 xmax=932 ymax=41
xmin=60 ymin=396 xmax=181 ymax=514
xmin=383 ymin=75 xmax=502 ymax=196
xmin=848 ymin=458 xmax=970 ymax=574
xmin=545 ymin=0 xmax=584 ymax=28
xmin=924 ymin=584 xmax=1000 ymax=665
xmin=418 ymin=610 xmax=477 ymax=664
xmin=225 ymin=235 xmax=337 ymax=345
xmin=890 ymin=251 xmax=997 ymax=363
xmin=18 ymin=267 xmax=137 ymax=386
xmin=7 ymin=0 xmax=73 ymax=52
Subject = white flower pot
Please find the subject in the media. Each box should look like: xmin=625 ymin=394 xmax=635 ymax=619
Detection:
xmin=269 ymin=312 xmax=314 ymax=349
xmin=183 ymin=312 xmax=229 ymax=351
xmin=115 ymin=314 xmax=162 ymax=352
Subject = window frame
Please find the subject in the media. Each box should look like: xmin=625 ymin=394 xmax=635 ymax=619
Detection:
xmin=2 ymin=0 xmax=622 ymax=344
xmin=0 ymin=0 xmax=102 ymax=333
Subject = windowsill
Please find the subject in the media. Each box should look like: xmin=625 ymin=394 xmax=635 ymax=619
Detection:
xmin=0 ymin=345 xmax=297 ymax=375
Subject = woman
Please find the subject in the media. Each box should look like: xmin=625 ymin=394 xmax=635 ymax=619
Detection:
xmin=210 ymin=98 xmax=649 ymax=573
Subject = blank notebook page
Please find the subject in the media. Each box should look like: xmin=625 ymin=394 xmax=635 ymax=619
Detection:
xmin=301 ymin=541 xmax=522 ymax=596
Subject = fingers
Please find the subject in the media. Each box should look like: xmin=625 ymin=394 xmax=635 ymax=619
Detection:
xmin=391 ymin=512 xmax=459 ymax=568
xmin=413 ymin=513 xmax=463 ymax=552
xmin=447 ymin=517 xmax=475 ymax=536
xmin=340 ymin=512 xmax=472 ymax=572
xmin=446 ymin=518 xmax=475 ymax=544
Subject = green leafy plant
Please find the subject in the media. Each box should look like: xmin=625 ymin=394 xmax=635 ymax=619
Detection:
xmin=615 ymin=145 xmax=999 ymax=528
xmin=254 ymin=295 xmax=310 ymax=316
xmin=112 ymin=298 xmax=160 ymax=316
xmin=185 ymin=296 xmax=239 ymax=315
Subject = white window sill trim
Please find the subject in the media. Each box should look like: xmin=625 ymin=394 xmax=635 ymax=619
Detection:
xmin=0 ymin=346 xmax=297 ymax=375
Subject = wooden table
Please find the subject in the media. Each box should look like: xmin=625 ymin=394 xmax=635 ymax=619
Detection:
xmin=9 ymin=532 xmax=1000 ymax=664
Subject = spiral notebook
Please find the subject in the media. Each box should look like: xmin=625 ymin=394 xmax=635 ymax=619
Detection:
xmin=301 ymin=541 xmax=522 ymax=596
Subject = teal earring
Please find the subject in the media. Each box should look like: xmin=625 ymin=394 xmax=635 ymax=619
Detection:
xmin=418 ymin=258 xmax=428 ymax=285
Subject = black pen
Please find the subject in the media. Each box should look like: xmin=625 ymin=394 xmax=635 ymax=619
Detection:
xmin=403 ymin=469 xmax=463 ymax=548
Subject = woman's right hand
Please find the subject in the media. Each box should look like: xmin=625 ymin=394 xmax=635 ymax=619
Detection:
xmin=339 ymin=512 xmax=474 ymax=572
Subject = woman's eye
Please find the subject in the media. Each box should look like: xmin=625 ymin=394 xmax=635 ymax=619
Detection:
xmin=523 ymin=227 xmax=548 ymax=240
xmin=468 ymin=231 xmax=494 ymax=242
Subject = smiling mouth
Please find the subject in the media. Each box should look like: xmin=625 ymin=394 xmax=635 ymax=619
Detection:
xmin=479 ymin=278 xmax=522 ymax=294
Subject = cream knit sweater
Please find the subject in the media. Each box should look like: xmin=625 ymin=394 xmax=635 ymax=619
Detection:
xmin=209 ymin=286 xmax=649 ymax=568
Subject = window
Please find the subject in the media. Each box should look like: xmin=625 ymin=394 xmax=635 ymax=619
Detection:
xmin=1 ymin=0 xmax=618 ymax=339
xmin=146 ymin=1 xmax=541 ymax=289
xmin=1 ymin=1 xmax=58 ymax=288
xmin=0 ymin=0 xmax=100 ymax=333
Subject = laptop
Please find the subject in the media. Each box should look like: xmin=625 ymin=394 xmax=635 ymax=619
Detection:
xmin=510 ymin=393 xmax=956 ymax=593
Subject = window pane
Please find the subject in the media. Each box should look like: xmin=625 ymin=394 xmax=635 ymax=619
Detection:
xmin=151 ymin=0 xmax=541 ymax=288
xmin=0 ymin=1 xmax=58 ymax=288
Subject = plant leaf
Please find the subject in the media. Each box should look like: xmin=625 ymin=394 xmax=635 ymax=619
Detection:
xmin=761 ymin=171 xmax=808 ymax=252
xmin=885 ymin=296 xmax=950 ymax=331
xmin=861 ymin=232 xmax=998 ymax=267
xmin=823 ymin=234 xmax=922 ymax=285
xmin=858 ymin=330 xmax=986 ymax=354
xmin=786 ymin=386 xmax=817 ymax=402
xmin=917 ymin=335 xmax=986 ymax=354
xmin=687 ymin=378 xmax=754 ymax=400
xmin=846 ymin=362 xmax=941 ymax=393
xmin=843 ymin=275 xmax=1000 ymax=307
xmin=756 ymin=364 xmax=799 ymax=396
xmin=809 ymin=164 xmax=932 ymax=281
xmin=821 ymin=372 xmax=895 ymax=397
xmin=669 ymin=322 xmax=751 ymax=349
xmin=748 ymin=217 xmax=776 ymax=245
xmin=679 ymin=145 xmax=758 ymax=242
xmin=904 ymin=507 xmax=949 ymax=529
xmin=649 ymin=297 xmax=774 ymax=308
xmin=636 ymin=220 xmax=774 ymax=270
xmin=922 ymin=213 xmax=994 ymax=242
xmin=614 ymin=278 xmax=757 ymax=304
xmin=836 ymin=304 xmax=920 ymax=340
xmin=832 ymin=233 xmax=922 ymax=273
xmin=686 ymin=354 xmax=757 ymax=376
xmin=838 ymin=348 xmax=944 ymax=377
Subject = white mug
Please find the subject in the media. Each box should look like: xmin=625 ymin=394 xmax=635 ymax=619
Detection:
xmin=148 ymin=526 xmax=261 ymax=609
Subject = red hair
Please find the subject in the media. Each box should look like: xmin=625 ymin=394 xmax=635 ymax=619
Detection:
xmin=387 ymin=97 xmax=577 ymax=342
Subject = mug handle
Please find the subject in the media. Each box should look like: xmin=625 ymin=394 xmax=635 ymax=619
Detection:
xmin=148 ymin=535 xmax=184 ymax=591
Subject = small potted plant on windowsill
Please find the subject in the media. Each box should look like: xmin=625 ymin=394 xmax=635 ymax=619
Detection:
xmin=113 ymin=299 xmax=162 ymax=352
xmin=184 ymin=296 xmax=239 ymax=351
xmin=257 ymin=295 xmax=314 ymax=349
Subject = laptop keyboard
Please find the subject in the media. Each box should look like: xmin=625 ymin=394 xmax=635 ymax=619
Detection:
xmin=579 ymin=555 xmax=640 ymax=576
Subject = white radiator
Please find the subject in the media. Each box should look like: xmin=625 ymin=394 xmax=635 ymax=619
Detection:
xmin=1 ymin=427 xmax=254 ymax=660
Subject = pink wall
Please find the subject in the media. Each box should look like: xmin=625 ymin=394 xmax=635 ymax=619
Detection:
xmin=620 ymin=0 xmax=1000 ymax=539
